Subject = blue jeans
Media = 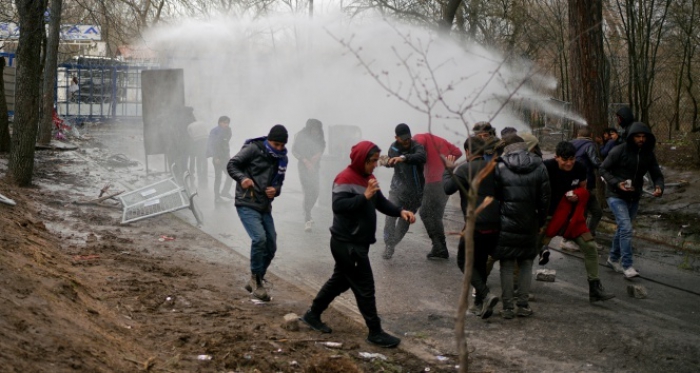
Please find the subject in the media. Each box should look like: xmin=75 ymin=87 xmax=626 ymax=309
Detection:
xmin=236 ymin=206 xmax=277 ymax=277
xmin=607 ymin=197 xmax=639 ymax=269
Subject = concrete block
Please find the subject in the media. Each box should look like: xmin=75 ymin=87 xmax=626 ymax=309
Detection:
xmin=627 ymin=284 xmax=648 ymax=299
xmin=536 ymin=269 xmax=556 ymax=282
xmin=282 ymin=313 xmax=300 ymax=331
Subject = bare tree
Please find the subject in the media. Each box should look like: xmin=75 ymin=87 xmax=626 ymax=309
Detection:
xmin=614 ymin=0 xmax=672 ymax=125
xmin=9 ymin=0 xmax=48 ymax=186
xmin=38 ymin=0 xmax=63 ymax=145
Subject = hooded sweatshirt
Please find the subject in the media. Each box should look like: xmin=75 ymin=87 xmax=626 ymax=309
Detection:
xmin=600 ymin=122 xmax=664 ymax=202
xmin=413 ymin=133 xmax=463 ymax=184
xmin=616 ymin=106 xmax=635 ymax=141
xmin=330 ymin=141 xmax=402 ymax=245
xmin=292 ymin=119 xmax=326 ymax=164
xmin=492 ymin=142 xmax=551 ymax=260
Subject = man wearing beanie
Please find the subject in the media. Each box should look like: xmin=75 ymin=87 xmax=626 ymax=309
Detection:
xmin=227 ymin=124 xmax=289 ymax=301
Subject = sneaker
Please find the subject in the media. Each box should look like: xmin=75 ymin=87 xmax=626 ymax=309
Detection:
xmin=244 ymin=275 xmax=254 ymax=293
xmin=214 ymin=197 xmax=225 ymax=204
xmin=500 ymin=309 xmax=515 ymax=319
xmin=366 ymin=331 xmax=401 ymax=348
xmin=382 ymin=245 xmax=395 ymax=260
xmin=252 ymin=275 xmax=270 ymax=302
xmin=560 ymin=239 xmax=580 ymax=251
xmin=220 ymin=192 xmax=234 ymax=199
xmin=426 ymin=249 xmax=449 ymax=260
xmin=606 ymin=257 xmax=623 ymax=273
xmin=300 ymin=310 xmax=332 ymax=333
xmin=481 ymin=294 xmax=500 ymax=319
xmin=538 ymin=248 xmax=550 ymax=265
xmin=467 ymin=303 xmax=483 ymax=316
xmin=304 ymin=220 xmax=313 ymax=232
xmin=623 ymin=266 xmax=640 ymax=279
xmin=516 ymin=307 xmax=534 ymax=317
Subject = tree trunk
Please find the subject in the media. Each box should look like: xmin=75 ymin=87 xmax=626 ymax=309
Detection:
xmin=39 ymin=0 xmax=63 ymax=145
xmin=9 ymin=0 xmax=48 ymax=186
xmin=441 ymin=0 xmax=463 ymax=32
xmin=568 ymin=0 xmax=607 ymax=139
xmin=0 ymin=57 xmax=10 ymax=152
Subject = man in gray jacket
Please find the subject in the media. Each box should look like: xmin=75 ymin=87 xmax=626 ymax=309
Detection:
xmin=227 ymin=124 xmax=289 ymax=301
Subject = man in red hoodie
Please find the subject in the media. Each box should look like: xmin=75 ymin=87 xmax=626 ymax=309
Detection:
xmin=300 ymin=141 xmax=416 ymax=348
xmin=413 ymin=133 xmax=463 ymax=259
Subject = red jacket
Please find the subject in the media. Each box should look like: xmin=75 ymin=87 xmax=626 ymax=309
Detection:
xmin=545 ymin=187 xmax=590 ymax=239
xmin=413 ymin=133 xmax=463 ymax=184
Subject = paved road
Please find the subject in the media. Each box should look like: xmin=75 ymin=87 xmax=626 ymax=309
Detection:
xmin=94 ymin=122 xmax=700 ymax=372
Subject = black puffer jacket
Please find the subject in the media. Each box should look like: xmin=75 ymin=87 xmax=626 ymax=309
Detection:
xmin=387 ymin=140 xmax=427 ymax=197
xmin=600 ymin=122 xmax=664 ymax=202
xmin=493 ymin=143 xmax=551 ymax=260
xmin=227 ymin=138 xmax=288 ymax=213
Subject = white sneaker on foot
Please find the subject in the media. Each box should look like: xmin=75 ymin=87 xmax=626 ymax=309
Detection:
xmin=561 ymin=239 xmax=580 ymax=251
xmin=304 ymin=220 xmax=313 ymax=232
xmin=623 ymin=266 xmax=640 ymax=279
xmin=607 ymin=257 xmax=623 ymax=273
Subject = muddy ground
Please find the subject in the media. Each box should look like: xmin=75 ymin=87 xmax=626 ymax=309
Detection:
xmin=0 ymin=150 xmax=447 ymax=372
xmin=1 ymin=123 xmax=700 ymax=373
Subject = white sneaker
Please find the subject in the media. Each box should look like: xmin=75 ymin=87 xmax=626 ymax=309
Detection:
xmin=623 ymin=266 xmax=640 ymax=279
xmin=561 ymin=239 xmax=580 ymax=251
xmin=304 ymin=220 xmax=313 ymax=232
xmin=607 ymin=257 xmax=623 ymax=273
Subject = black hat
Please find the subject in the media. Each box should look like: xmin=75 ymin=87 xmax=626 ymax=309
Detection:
xmin=267 ymin=124 xmax=288 ymax=143
xmin=395 ymin=123 xmax=411 ymax=141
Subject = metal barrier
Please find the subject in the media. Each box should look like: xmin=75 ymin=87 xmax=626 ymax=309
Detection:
xmin=118 ymin=165 xmax=202 ymax=225
xmin=55 ymin=60 xmax=158 ymax=121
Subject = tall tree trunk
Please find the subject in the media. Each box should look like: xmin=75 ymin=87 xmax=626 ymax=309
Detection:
xmin=39 ymin=0 xmax=63 ymax=145
xmin=9 ymin=0 xmax=48 ymax=186
xmin=568 ymin=0 xmax=607 ymax=138
xmin=0 ymin=57 xmax=10 ymax=152
xmin=441 ymin=0 xmax=463 ymax=32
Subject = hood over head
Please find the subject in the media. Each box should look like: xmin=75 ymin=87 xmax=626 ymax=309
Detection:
xmin=500 ymin=144 xmax=543 ymax=174
xmin=334 ymin=141 xmax=379 ymax=188
xmin=616 ymin=106 xmax=635 ymax=128
xmin=625 ymin=122 xmax=656 ymax=151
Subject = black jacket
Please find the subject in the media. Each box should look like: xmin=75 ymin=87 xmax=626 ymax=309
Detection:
xmin=570 ymin=137 xmax=601 ymax=190
xmin=600 ymin=122 xmax=664 ymax=202
xmin=443 ymin=157 xmax=500 ymax=231
xmin=330 ymin=184 xmax=401 ymax=245
xmin=616 ymin=106 xmax=635 ymax=143
xmin=227 ymin=138 xmax=287 ymax=213
xmin=493 ymin=143 xmax=551 ymax=260
xmin=387 ymin=140 xmax=427 ymax=197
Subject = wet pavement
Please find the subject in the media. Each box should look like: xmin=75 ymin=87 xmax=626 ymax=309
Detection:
xmin=76 ymin=121 xmax=700 ymax=372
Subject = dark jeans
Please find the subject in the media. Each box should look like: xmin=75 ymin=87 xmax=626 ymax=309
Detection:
xmin=213 ymin=159 xmax=233 ymax=199
xmin=384 ymin=191 xmax=421 ymax=248
xmin=586 ymin=192 xmax=603 ymax=236
xmin=420 ymin=182 xmax=449 ymax=250
xmin=457 ymin=230 xmax=499 ymax=305
xmin=236 ymin=206 xmax=277 ymax=277
xmin=299 ymin=166 xmax=320 ymax=221
xmin=310 ymin=237 xmax=382 ymax=332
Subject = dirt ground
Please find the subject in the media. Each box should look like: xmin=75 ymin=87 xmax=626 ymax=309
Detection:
xmin=0 ymin=150 xmax=451 ymax=372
